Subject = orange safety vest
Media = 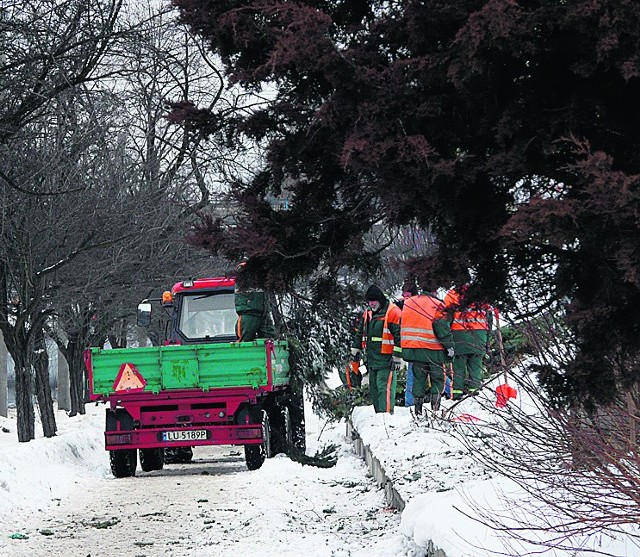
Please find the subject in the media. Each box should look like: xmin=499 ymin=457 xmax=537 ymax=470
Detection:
xmin=400 ymin=295 xmax=446 ymax=350
xmin=444 ymin=289 xmax=489 ymax=331
xmin=361 ymin=303 xmax=402 ymax=355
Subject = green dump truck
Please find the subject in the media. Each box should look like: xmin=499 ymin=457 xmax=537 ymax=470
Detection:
xmin=85 ymin=277 xmax=304 ymax=477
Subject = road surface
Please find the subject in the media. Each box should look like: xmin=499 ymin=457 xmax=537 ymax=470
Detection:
xmin=4 ymin=444 xmax=405 ymax=557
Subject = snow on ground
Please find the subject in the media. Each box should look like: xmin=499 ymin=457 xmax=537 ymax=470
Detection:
xmin=0 ymin=400 xmax=413 ymax=557
xmin=0 ymin=405 xmax=109 ymax=519
xmin=350 ymin=377 xmax=638 ymax=557
xmin=0 ymin=377 xmax=637 ymax=557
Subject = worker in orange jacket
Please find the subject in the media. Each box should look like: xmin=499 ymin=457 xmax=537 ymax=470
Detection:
xmin=400 ymin=290 xmax=455 ymax=414
xmin=444 ymin=286 xmax=492 ymax=400
xmin=351 ymin=285 xmax=402 ymax=413
xmin=395 ymin=283 xmax=419 ymax=407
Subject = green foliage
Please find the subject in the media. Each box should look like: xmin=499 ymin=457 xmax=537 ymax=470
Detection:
xmin=314 ymin=385 xmax=371 ymax=423
xmin=487 ymin=325 xmax=532 ymax=366
xmin=284 ymin=292 xmax=352 ymax=388
xmin=500 ymin=325 xmax=530 ymax=358
xmin=174 ymin=0 xmax=640 ymax=405
xmin=280 ymin=288 xmax=374 ymax=423
xmin=289 ymin=443 xmax=339 ymax=468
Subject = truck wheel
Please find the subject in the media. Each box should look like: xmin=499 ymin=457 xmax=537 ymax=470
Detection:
xmin=140 ymin=448 xmax=164 ymax=472
xmin=110 ymin=449 xmax=137 ymax=478
xmin=244 ymin=410 xmax=270 ymax=470
xmin=282 ymin=406 xmax=293 ymax=454
xmin=178 ymin=446 xmax=193 ymax=462
xmin=288 ymin=392 xmax=306 ymax=454
xmin=268 ymin=405 xmax=289 ymax=456
xmin=262 ymin=410 xmax=273 ymax=458
xmin=106 ymin=409 xmax=137 ymax=478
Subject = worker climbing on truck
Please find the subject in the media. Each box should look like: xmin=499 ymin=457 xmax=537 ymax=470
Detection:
xmin=233 ymin=261 xmax=277 ymax=341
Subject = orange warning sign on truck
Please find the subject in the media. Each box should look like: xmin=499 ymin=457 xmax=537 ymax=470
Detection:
xmin=113 ymin=363 xmax=146 ymax=393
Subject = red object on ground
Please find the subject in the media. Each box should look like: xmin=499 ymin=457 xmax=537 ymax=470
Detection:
xmin=451 ymin=413 xmax=481 ymax=423
xmin=495 ymin=383 xmax=518 ymax=408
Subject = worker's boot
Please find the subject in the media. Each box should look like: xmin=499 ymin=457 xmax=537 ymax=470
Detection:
xmin=414 ymin=397 xmax=424 ymax=417
xmin=430 ymin=392 xmax=441 ymax=412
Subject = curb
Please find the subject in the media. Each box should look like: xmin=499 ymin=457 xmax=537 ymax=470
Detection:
xmin=346 ymin=419 xmax=406 ymax=511
xmin=346 ymin=419 xmax=448 ymax=557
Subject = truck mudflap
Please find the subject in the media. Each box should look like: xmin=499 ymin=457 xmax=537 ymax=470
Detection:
xmin=105 ymin=423 xmax=264 ymax=451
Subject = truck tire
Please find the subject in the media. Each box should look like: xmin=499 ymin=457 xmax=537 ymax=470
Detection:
xmin=288 ymin=391 xmax=306 ymax=454
xmin=110 ymin=449 xmax=138 ymax=478
xmin=244 ymin=410 xmax=270 ymax=470
xmin=244 ymin=445 xmax=264 ymax=471
xmin=268 ymin=405 xmax=290 ymax=456
xmin=140 ymin=448 xmax=164 ymax=472
xmin=106 ymin=409 xmax=137 ymax=478
xmin=282 ymin=406 xmax=294 ymax=455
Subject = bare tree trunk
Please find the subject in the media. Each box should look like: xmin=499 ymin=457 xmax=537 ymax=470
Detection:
xmin=33 ymin=331 xmax=56 ymax=437
xmin=82 ymin=348 xmax=91 ymax=405
xmin=14 ymin=354 xmax=35 ymax=442
xmin=0 ymin=330 xmax=7 ymax=417
xmin=67 ymin=333 xmax=86 ymax=417
xmin=57 ymin=347 xmax=71 ymax=412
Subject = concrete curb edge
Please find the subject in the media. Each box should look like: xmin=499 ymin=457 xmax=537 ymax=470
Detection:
xmin=346 ymin=418 xmax=448 ymax=557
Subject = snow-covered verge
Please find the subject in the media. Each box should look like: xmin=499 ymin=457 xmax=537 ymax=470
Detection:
xmin=0 ymin=405 xmax=110 ymax=520
xmin=350 ymin=377 xmax=639 ymax=557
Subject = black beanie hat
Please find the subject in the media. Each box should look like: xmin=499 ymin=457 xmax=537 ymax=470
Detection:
xmin=365 ymin=284 xmax=386 ymax=305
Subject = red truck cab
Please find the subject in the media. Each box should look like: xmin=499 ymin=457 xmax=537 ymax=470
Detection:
xmin=159 ymin=277 xmax=238 ymax=345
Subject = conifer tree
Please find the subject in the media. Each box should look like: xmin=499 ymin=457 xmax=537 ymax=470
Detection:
xmin=171 ymin=0 xmax=640 ymax=405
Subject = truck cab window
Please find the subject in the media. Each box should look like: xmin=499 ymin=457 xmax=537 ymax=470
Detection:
xmin=178 ymin=293 xmax=237 ymax=340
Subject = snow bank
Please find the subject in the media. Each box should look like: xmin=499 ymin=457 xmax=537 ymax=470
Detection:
xmin=349 ymin=378 xmax=638 ymax=557
xmin=0 ymin=376 xmax=637 ymax=557
xmin=0 ymin=405 xmax=109 ymax=527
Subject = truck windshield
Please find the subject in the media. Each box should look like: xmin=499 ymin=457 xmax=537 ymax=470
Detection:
xmin=178 ymin=292 xmax=237 ymax=340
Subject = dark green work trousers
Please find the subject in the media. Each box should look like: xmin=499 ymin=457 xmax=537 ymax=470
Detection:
xmin=411 ymin=360 xmax=446 ymax=400
xmin=451 ymin=353 xmax=484 ymax=397
xmin=369 ymin=366 xmax=396 ymax=414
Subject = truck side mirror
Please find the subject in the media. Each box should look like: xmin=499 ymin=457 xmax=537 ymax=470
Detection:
xmin=137 ymin=302 xmax=152 ymax=327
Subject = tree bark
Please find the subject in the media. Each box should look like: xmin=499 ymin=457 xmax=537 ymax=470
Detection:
xmin=57 ymin=347 xmax=71 ymax=412
xmin=0 ymin=330 xmax=7 ymax=417
xmin=14 ymin=354 xmax=35 ymax=442
xmin=33 ymin=331 xmax=56 ymax=437
xmin=67 ymin=334 xmax=86 ymax=417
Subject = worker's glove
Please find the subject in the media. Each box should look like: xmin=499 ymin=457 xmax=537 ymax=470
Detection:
xmin=392 ymin=356 xmax=402 ymax=371
xmin=350 ymin=348 xmax=361 ymax=360
xmin=446 ymin=347 xmax=455 ymax=359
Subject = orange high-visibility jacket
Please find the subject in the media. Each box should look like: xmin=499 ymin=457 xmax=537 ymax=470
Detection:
xmin=401 ymin=295 xmax=447 ymax=350
xmin=361 ymin=302 xmax=402 ymax=355
xmin=444 ymin=289 xmax=489 ymax=331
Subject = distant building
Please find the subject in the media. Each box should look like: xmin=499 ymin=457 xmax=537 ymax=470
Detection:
xmin=266 ymin=188 xmax=292 ymax=211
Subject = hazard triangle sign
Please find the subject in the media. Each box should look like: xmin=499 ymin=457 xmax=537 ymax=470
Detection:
xmin=113 ymin=363 xmax=147 ymax=393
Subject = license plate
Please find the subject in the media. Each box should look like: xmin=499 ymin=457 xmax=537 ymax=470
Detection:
xmin=162 ymin=430 xmax=207 ymax=442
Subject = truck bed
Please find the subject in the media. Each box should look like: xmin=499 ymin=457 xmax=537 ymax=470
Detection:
xmin=87 ymin=339 xmax=290 ymax=399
